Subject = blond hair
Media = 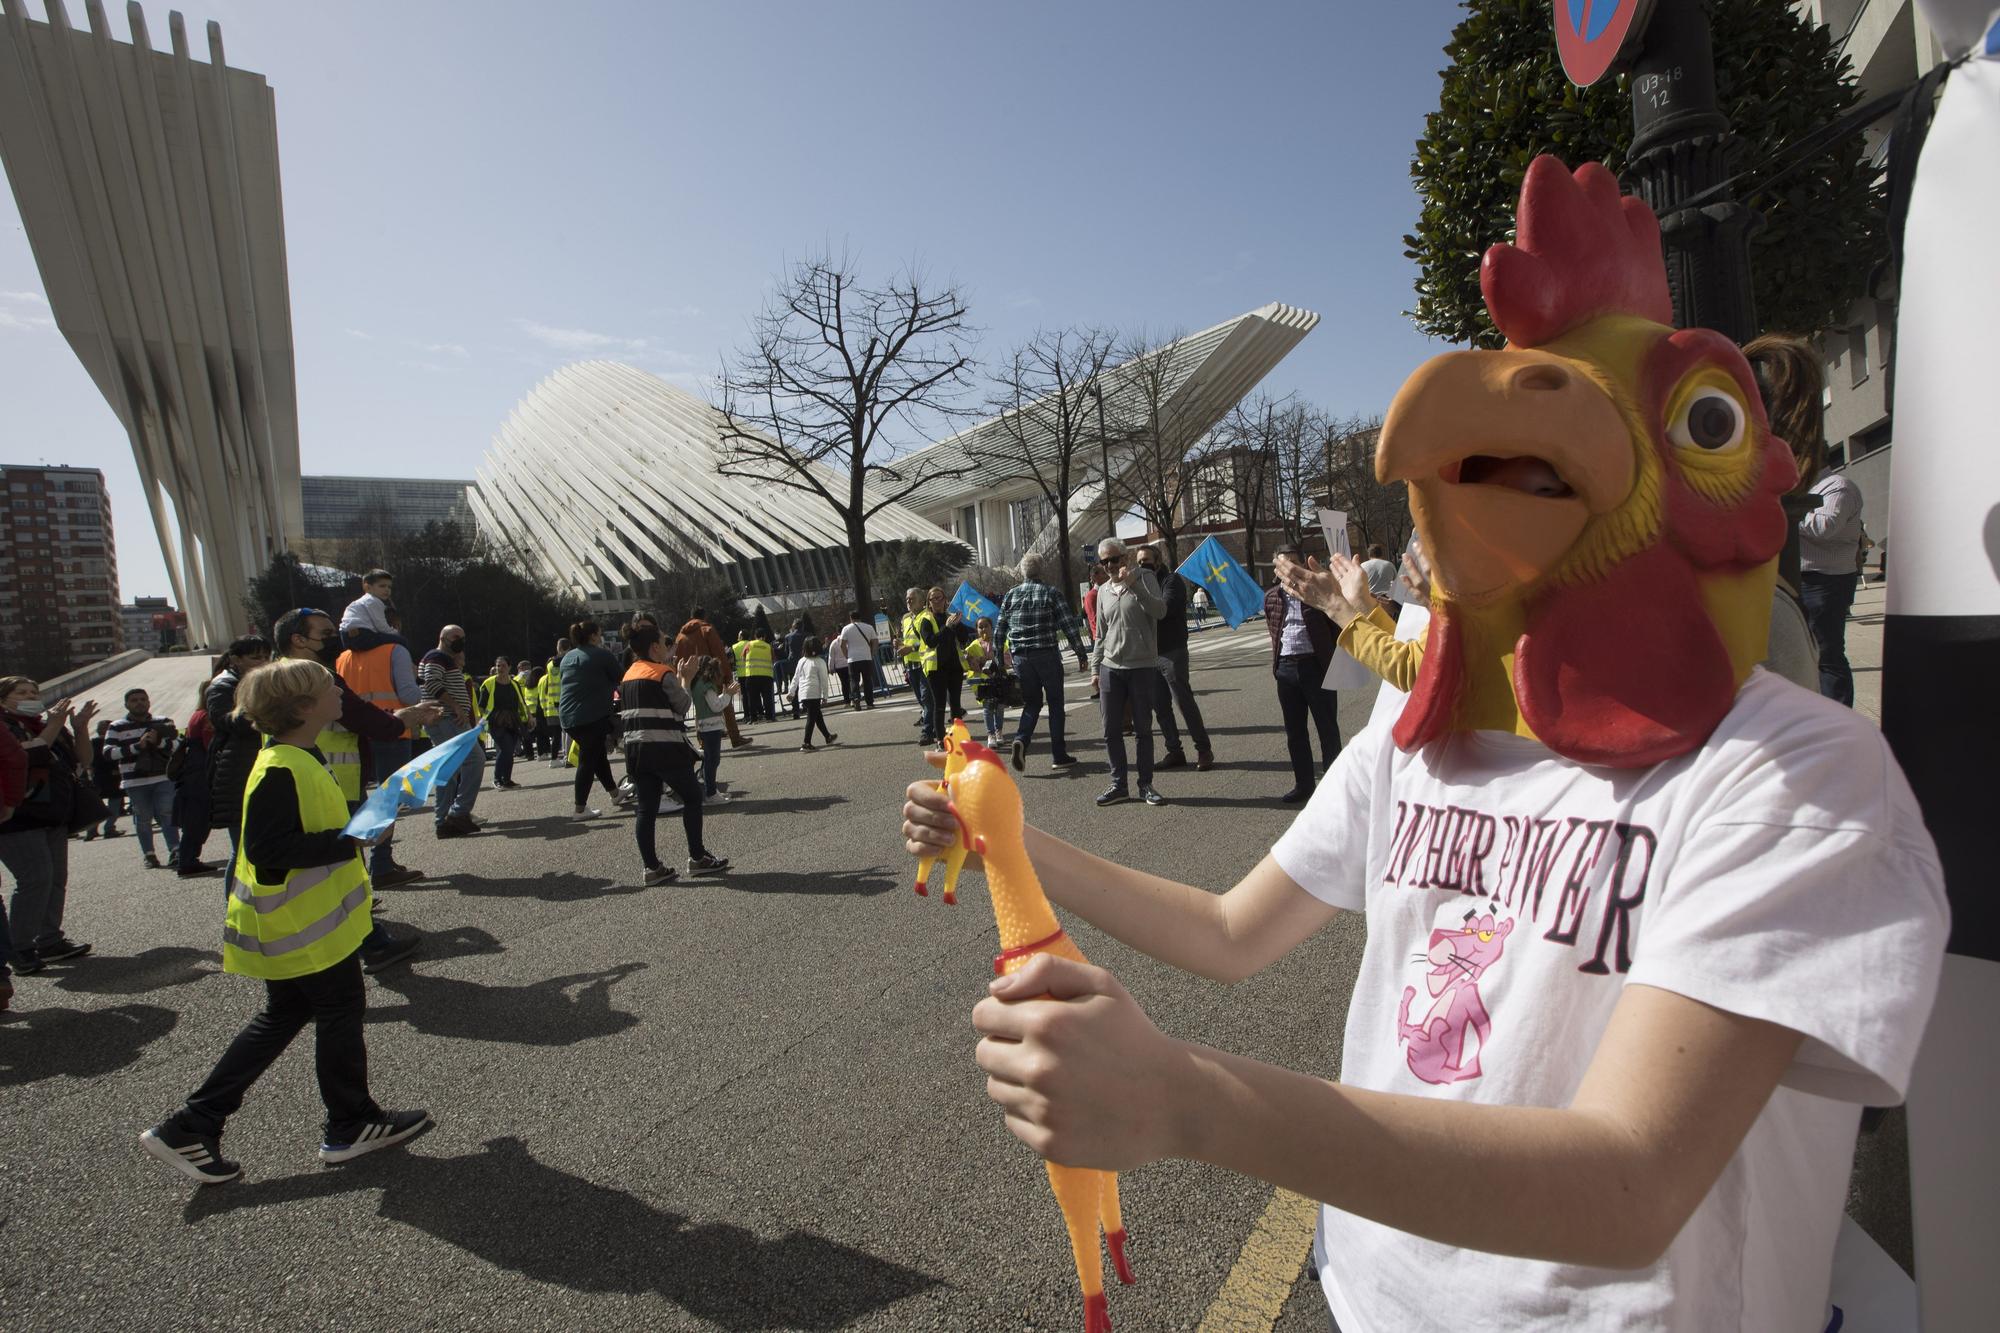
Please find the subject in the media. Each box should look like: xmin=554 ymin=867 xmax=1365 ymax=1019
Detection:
xmin=234 ymin=658 xmax=333 ymax=736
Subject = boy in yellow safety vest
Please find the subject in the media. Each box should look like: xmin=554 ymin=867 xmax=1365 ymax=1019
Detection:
xmin=140 ymin=658 xmax=432 ymax=1185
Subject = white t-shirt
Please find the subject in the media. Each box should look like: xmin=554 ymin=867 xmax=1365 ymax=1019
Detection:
xmin=1272 ymin=669 xmax=1947 ymax=1333
xmin=838 ymin=621 xmax=878 ymax=666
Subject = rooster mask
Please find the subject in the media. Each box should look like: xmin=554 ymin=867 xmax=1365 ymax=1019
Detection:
xmin=1379 ymin=156 xmax=1796 ymax=768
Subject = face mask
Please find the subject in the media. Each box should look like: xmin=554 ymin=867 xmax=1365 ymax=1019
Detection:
xmin=13 ymin=697 xmax=43 ymax=716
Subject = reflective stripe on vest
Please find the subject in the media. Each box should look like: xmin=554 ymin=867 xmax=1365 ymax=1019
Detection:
xmin=914 ymin=609 xmax=941 ymax=673
xmin=317 ymin=723 xmax=363 ymax=802
xmin=739 ymin=638 xmax=773 ymax=678
xmin=337 ymin=645 xmax=411 ymax=739
xmin=900 ymin=613 xmax=924 ymax=663
xmin=221 ymin=744 xmax=371 ymax=981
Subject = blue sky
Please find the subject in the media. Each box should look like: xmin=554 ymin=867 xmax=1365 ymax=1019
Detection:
xmin=1 ymin=0 xmax=1471 ymax=602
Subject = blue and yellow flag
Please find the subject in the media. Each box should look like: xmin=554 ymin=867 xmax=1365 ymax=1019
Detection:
xmin=950 ymin=580 xmax=998 ymax=624
xmin=1176 ymin=536 xmax=1262 ymax=628
xmin=342 ymin=721 xmax=488 ymax=841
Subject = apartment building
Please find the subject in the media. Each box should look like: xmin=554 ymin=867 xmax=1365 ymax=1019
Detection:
xmin=0 ymin=464 xmax=123 ymax=678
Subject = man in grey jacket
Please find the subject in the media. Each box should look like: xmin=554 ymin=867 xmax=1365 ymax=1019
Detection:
xmin=1089 ymin=537 xmax=1166 ymax=807
xmin=1798 ymin=470 xmax=1865 ymax=705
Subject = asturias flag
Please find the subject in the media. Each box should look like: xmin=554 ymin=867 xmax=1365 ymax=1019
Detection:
xmin=1176 ymin=536 xmax=1262 ymax=628
xmin=342 ymin=721 xmax=488 ymax=841
xmin=950 ymin=580 xmax=999 ymax=624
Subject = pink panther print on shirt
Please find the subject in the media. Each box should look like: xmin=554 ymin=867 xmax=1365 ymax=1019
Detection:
xmin=1397 ymin=900 xmax=1515 ymax=1085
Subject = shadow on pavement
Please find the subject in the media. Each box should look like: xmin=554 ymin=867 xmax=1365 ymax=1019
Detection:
xmin=720 ymin=795 xmax=849 ymax=815
xmin=1168 ymin=794 xmax=1304 ymax=810
xmin=0 ymin=1002 xmax=179 ymax=1086
xmin=407 ymin=925 xmax=506 ymax=964
xmin=481 ymin=816 xmax=596 ymax=841
xmin=448 ymin=872 xmax=645 ymax=904
xmin=707 ymin=867 xmax=899 ymax=898
xmin=182 ymin=1134 xmax=939 ymax=1329
xmin=365 ymin=963 xmax=645 ymax=1045
xmin=48 ymin=945 xmax=221 ymax=995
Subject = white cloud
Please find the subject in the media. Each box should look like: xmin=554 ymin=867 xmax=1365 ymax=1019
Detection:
xmin=656 ymin=303 xmax=704 ymax=319
xmin=0 ymin=290 xmax=55 ymax=332
xmin=419 ymin=342 xmax=471 ymax=358
xmin=515 ymin=317 xmax=699 ymax=370
xmin=345 ymin=327 xmax=372 ymax=340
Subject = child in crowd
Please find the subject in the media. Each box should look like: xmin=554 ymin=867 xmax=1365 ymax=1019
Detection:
xmin=140 ymin=658 xmax=429 ymax=1185
xmin=788 ymin=638 xmax=836 ymax=752
xmin=687 ymin=655 xmax=733 ymax=803
xmin=338 ymin=569 xmax=411 ymax=653
xmin=967 ymin=616 xmax=1009 ymax=746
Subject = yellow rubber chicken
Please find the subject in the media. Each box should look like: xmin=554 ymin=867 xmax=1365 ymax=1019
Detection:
xmin=923 ymin=738 xmax=1135 ymax=1332
xmin=912 ymin=719 xmax=973 ymax=904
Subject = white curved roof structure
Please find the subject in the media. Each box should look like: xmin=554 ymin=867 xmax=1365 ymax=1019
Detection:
xmin=469 ymin=362 xmax=952 ymax=608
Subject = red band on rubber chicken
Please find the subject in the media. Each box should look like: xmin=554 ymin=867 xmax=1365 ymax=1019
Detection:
xmin=1379 ymin=156 xmax=1797 ymax=767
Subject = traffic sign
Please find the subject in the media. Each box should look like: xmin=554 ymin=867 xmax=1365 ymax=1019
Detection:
xmin=1554 ymin=0 xmax=1657 ymax=87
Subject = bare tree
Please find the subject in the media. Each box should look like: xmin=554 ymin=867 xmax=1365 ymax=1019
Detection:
xmin=1104 ymin=329 xmax=1215 ymax=570
xmin=1212 ymin=392 xmax=1294 ymax=579
xmin=1267 ymin=400 xmax=1324 ymax=553
xmin=714 ymin=253 xmax=980 ymax=616
xmin=967 ymin=325 xmax=1120 ymax=597
xmin=1320 ymin=414 xmax=1409 ymax=554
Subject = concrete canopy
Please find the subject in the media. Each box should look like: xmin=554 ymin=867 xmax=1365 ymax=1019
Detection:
xmin=469 ymin=361 xmax=955 ymax=611
xmin=0 ymin=1 xmax=300 ymax=645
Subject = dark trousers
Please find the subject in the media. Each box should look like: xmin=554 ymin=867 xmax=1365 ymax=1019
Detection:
xmin=179 ymin=948 xmax=379 ymax=1139
xmin=633 ymin=764 xmax=705 ymax=868
xmin=493 ymin=726 xmax=519 ymax=784
xmin=802 ymin=699 xmax=835 ymax=744
xmin=1153 ymin=648 xmax=1210 ymax=755
xmin=1800 ymin=570 xmax=1860 ymax=706
xmin=1275 ymin=654 xmax=1341 ymax=793
xmin=849 ymin=659 xmax=876 ymax=707
xmin=835 ymin=664 xmax=855 ymax=706
xmin=925 ymin=667 xmax=965 ymax=743
xmin=173 ymin=774 xmax=212 ymax=871
xmin=700 ymin=731 xmax=722 ymax=794
xmin=569 ymin=716 xmax=619 ymax=806
xmin=1100 ymin=666 xmax=1156 ymax=788
xmin=1011 ymin=648 xmax=1072 ymax=760
xmin=751 ymin=678 xmax=777 ymax=720
xmin=909 ymin=667 xmax=931 ymax=735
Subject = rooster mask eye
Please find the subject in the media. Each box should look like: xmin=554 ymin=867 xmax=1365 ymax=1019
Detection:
xmin=1670 ymin=389 xmax=1746 ymax=452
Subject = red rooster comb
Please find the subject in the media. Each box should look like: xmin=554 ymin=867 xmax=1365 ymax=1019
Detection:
xmin=1480 ymin=157 xmax=1673 ymax=347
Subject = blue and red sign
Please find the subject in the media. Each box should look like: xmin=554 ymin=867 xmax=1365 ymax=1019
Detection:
xmin=1555 ymin=0 xmax=1657 ymax=87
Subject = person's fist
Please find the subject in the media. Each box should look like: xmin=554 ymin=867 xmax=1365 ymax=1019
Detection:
xmin=973 ymin=953 xmax=1193 ymax=1171
xmin=902 ymin=756 xmax=979 ymax=867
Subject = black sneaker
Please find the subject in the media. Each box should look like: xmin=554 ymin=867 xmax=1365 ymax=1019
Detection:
xmin=360 ymin=932 xmax=420 ymax=975
xmin=320 ymin=1109 xmax=433 ymax=1164
xmin=1139 ymin=785 xmax=1166 ymax=806
xmin=372 ymin=866 xmax=425 ymax=889
xmin=1010 ymin=739 xmax=1027 ymax=772
xmin=1156 ymin=752 xmax=1187 ymax=770
xmin=1095 ymin=787 xmax=1130 ymax=808
xmin=1051 ymin=754 xmax=1079 ymax=767
xmin=140 ymin=1120 xmax=241 ymax=1185
xmin=687 ymin=853 xmax=730 ymax=874
xmin=1278 ymin=787 xmax=1310 ymax=804
xmin=644 ymin=865 xmax=678 ymax=886
xmin=143 ymin=854 xmax=163 ymax=870
xmin=13 ymin=949 xmax=44 ymax=976
xmin=40 ymin=938 xmax=92 ymax=963
xmin=176 ymin=862 xmax=220 ymax=879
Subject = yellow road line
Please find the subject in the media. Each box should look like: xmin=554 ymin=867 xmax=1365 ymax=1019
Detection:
xmin=1196 ymin=1187 xmax=1320 ymax=1333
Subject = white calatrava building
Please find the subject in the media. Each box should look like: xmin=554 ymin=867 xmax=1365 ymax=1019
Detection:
xmin=893 ymin=303 xmax=1319 ymax=571
xmin=0 ymin=4 xmax=301 ymax=647
xmin=469 ymin=361 xmax=953 ymax=612
xmin=473 ymin=304 xmax=1319 ymax=611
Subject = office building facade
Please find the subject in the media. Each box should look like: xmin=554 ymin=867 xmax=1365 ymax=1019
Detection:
xmin=299 ymin=475 xmax=476 ymax=548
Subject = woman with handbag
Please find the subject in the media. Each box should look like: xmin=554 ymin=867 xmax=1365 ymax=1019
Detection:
xmin=0 ymin=675 xmax=98 ymax=976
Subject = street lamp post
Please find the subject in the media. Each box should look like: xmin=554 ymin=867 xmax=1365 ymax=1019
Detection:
xmin=1623 ymin=0 xmax=1759 ymax=342
xmin=1088 ymin=382 xmax=1117 ymax=540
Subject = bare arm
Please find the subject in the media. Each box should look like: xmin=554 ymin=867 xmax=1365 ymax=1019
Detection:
xmin=904 ymin=771 xmax=1335 ymax=981
xmin=976 ymin=959 xmax=1803 ymax=1269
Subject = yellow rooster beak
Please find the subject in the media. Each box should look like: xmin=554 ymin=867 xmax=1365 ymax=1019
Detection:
xmin=1377 ymin=348 xmax=1635 ymax=606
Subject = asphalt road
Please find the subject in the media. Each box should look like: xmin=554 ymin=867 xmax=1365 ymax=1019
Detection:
xmin=3 ymin=623 xmax=1378 ymax=1332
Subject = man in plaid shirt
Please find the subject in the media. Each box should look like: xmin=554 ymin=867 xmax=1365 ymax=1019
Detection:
xmin=995 ymin=551 xmax=1091 ymax=772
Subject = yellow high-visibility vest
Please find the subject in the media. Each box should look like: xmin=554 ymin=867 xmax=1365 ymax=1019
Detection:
xmin=222 ymin=744 xmax=371 ymax=980
xmin=914 ymin=609 xmax=942 ymax=673
xmin=900 ymin=612 xmax=924 ymax=664
xmin=739 ymin=638 xmax=774 ymax=678
xmin=315 ymin=723 xmax=363 ymax=803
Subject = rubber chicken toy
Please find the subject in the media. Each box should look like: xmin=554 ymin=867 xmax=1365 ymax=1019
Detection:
xmin=912 ymin=719 xmax=973 ymax=904
xmin=918 ymin=739 xmax=1135 ymax=1332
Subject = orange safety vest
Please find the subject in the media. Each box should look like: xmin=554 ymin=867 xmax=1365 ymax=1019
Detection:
xmin=336 ymin=645 xmax=411 ymax=739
